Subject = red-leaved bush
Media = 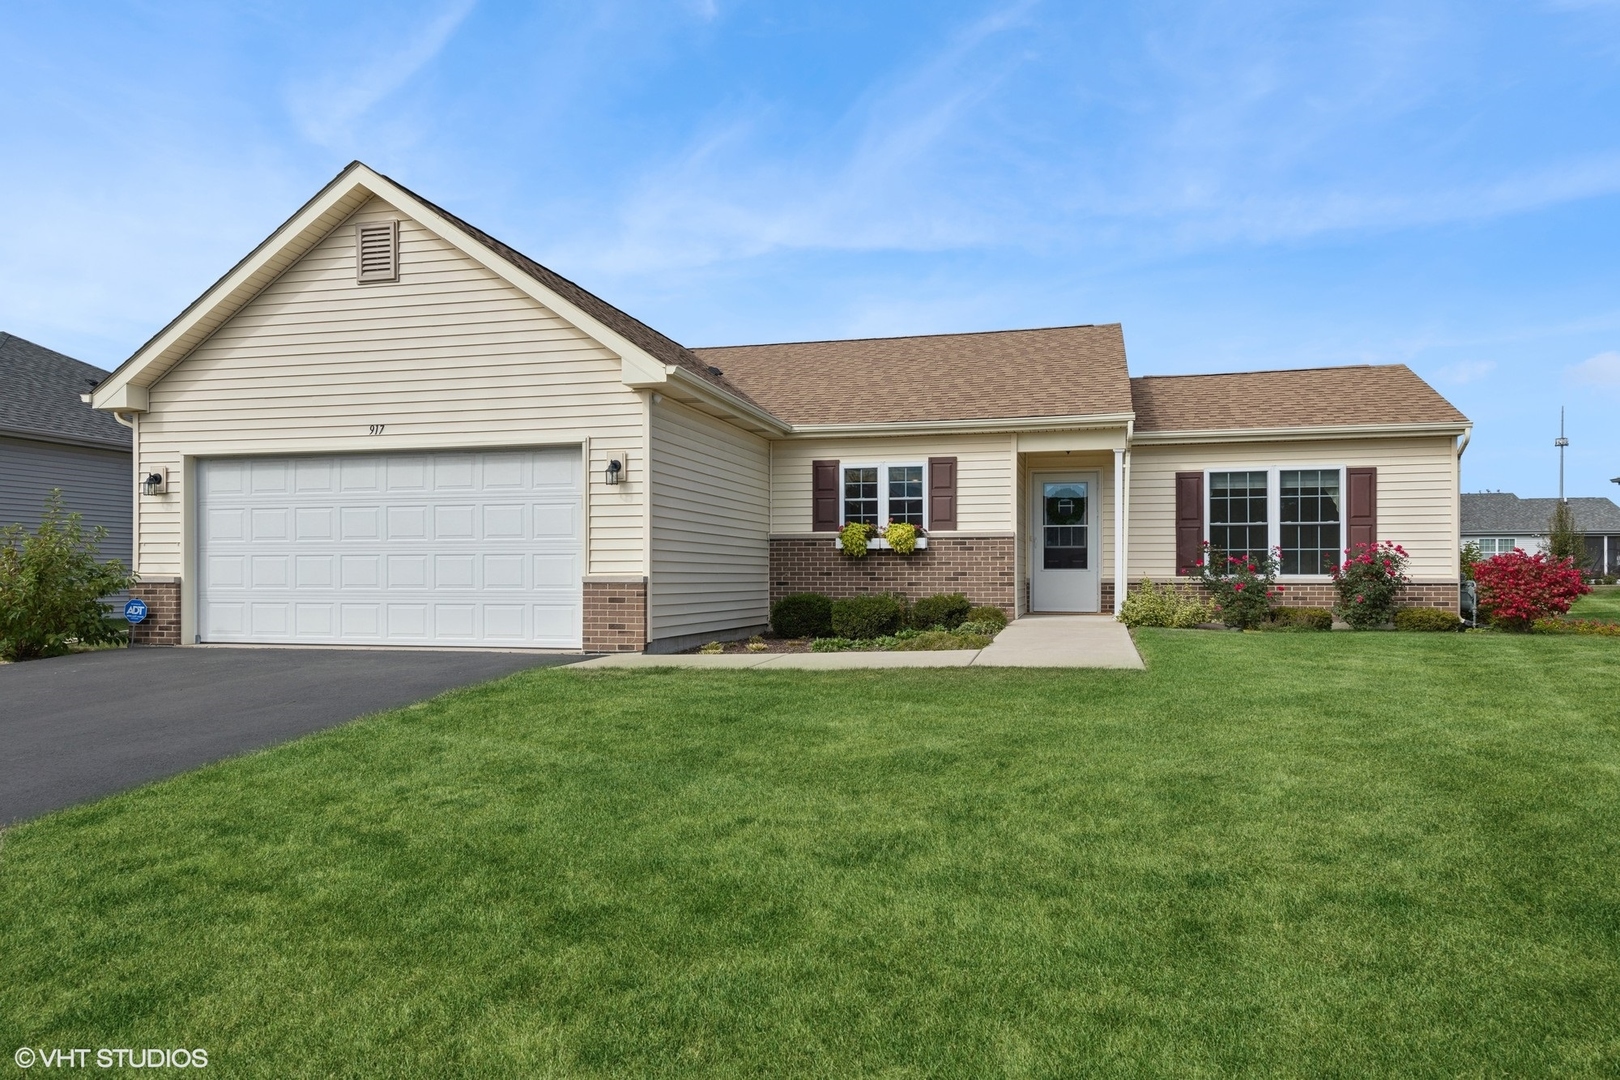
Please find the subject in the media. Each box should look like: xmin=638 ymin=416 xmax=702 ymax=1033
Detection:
xmin=1471 ymin=549 xmax=1589 ymax=632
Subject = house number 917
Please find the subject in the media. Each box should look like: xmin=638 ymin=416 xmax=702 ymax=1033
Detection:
xmin=368 ymin=424 xmax=386 ymax=435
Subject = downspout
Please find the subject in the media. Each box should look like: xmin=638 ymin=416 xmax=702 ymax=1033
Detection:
xmin=113 ymin=411 xmax=138 ymax=576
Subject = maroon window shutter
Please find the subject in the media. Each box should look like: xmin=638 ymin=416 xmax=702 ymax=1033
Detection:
xmin=1175 ymin=472 xmax=1204 ymax=575
xmin=812 ymin=460 xmax=840 ymax=531
xmin=928 ymin=457 xmax=957 ymax=531
xmin=1346 ymin=467 xmax=1377 ymax=552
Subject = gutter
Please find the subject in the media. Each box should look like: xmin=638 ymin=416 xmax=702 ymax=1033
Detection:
xmin=785 ymin=411 xmax=1137 ymax=438
xmin=1128 ymin=421 xmax=1472 ymax=445
xmin=664 ymin=365 xmax=790 ymax=436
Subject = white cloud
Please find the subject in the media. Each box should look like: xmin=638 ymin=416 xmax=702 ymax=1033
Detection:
xmin=1434 ymin=360 xmax=1496 ymax=385
xmin=285 ymin=0 xmax=477 ymax=148
xmin=1567 ymin=350 xmax=1620 ymax=388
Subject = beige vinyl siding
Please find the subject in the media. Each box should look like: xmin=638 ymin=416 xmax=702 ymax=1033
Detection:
xmin=1128 ymin=436 xmax=1461 ymax=581
xmin=648 ymin=400 xmax=770 ymax=641
xmin=771 ymin=433 xmax=1015 ymax=534
xmin=135 ymin=196 xmax=646 ymax=578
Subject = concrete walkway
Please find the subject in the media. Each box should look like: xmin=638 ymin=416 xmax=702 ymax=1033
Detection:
xmin=973 ymin=614 xmax=1144 ymax=668
xmin=576 ymin=615 xmax=1143 ymax=670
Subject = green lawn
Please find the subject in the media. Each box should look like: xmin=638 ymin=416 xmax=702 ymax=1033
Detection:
xmin=4 ymin=633 xmax=1620 ymax=1078
xmin=1569 ymin=584 xmax=1620 ymax=622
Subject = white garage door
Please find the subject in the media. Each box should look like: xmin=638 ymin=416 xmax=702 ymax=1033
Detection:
xmin=198 ymin=449 xmax=582 ymax=648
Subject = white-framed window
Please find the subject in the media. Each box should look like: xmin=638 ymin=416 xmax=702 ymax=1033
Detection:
xmin=844 ymin=462 xmax=926 ymax=527
xmin=1207 ymin=465 xmax=1346 ymax=577
xmin=1474 ymin=538 xmax=1516 ymax=556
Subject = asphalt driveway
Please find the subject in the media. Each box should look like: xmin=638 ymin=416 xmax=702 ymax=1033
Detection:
xmin=0 ymin=646 xmax=584 ymax=824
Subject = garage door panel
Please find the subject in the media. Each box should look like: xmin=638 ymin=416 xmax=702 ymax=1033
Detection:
xmin=435 ymin=505 xmax=475 ymax=539
xmin=387 ymin=555 xmax=428 ymax=589
xmin=251 ymin=461 xmax=290 ymax=494
xmin=199 ymin=449 xmax=582 ymax=647
xmin=482 ymin=504 xmax=525 ymax=539
xmin=534 ymin=553 xmax=576 ymax=587
xmin=294 ymin=459 xmax=334 ymax=493
xmin=435 ymin=554 xmax=476 ymax=588
xmin=387 ymin=505 xmax=428 ymax=539
xmin=207 ymin=508 xmax=245 ymax=541
xmin=436 ymin=605 xmax=476 ymax=638
xmin=295 ymin=555 xmax=334 ymax=588
xmin=250 ymin=556 xmax=289 ymax=588
xmin=340 ymin=459 xmax=381 ymax=492
xmin=483 ymin=455 xmax=525 ymax=489
xmin=295 ymin=604 xmax=333 ymax=636
xmin=387 ymin=457 xmax=429 ymax=492
xmin=295 ymin=507 xmax=334 ymax=540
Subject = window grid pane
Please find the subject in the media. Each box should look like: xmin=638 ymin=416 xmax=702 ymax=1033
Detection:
xmin=843 ymin=467 xmax=878 ymax=525
xmin=1280 ymin=469 xmax=1341 ymax=575
xmin=887 ymin=466 xmax=924 ymax=526
xmin=1209 ymin=471 xmax=1268 ymax=564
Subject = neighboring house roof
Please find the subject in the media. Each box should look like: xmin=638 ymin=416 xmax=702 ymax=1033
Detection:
xmin=0 ymin=333 xmax=130 ymax=451
xmin=1461 ymin=493 xmax=1620 ymax=535
xmin=1130 ymin=364 xmax=1469 ymax=433
xmin=694 ymin=324 xmax=1134 ymax=426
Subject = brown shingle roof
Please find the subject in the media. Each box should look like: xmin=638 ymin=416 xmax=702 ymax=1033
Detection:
xmin=694 ymin=324 xmax=1133 ymax=426
xmin=1130 ymin=364 xmax=1469 ymax=433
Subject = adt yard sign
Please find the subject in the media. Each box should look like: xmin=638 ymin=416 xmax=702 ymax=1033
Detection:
xmin=124 ymin=598 xmax=148 ymax=624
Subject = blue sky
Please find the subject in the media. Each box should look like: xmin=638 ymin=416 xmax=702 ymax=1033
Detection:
xmin=3 ymin=1 xmax=1619 ymax=497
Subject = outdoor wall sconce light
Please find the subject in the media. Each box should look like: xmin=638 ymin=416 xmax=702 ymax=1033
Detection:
xmin=605 ymin=457 xmax=623 ymax=485
xmin=141 ymin=468 xmax=168 ymax=496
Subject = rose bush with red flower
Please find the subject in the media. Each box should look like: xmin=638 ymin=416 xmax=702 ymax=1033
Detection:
xmin=1192 ymin=543 xmax=1280 ymax=629
xmin=1472 ymin=549 xmax=1589 ymax=632
xmin=1333 ymin=541 xmax=1409 ymax=629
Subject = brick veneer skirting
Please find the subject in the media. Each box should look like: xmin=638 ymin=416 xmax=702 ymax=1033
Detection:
xmin=583 ymin=578 xmax=647 ymax=652
xmin=129 ymin=578 xmax=182 ymax=646
xmin=1141 ymin=579 xmax=1461 ymax=614
xmin=770 ymin=536 xmax=1017 ymax=615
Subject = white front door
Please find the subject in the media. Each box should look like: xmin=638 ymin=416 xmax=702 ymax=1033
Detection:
xmin=1029 ymin=472 xmax=1099 ymax=612
xmin=197 ymin=448 xmax=583 ymax=648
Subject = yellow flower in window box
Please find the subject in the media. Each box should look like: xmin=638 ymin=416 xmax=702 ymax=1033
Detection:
xmin=881 ymin=521 xmax=919 ymax=555
xmin=839 ymin=521 xmax=873 ymax=558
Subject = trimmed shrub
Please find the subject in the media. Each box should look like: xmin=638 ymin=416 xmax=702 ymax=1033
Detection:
xmin=1394 ymin=607 xmax=1463 ymax=632
xmin=1473 ymin=549 xmax=1589 ymax=631
xmin=1533 ymin=617 xmax=1620 ymax=636
xmin=1334 ymin=541 xmax=1409 ymax=629
xmin=770 ymin=593 xmax=833 ymax=639
xmin=1 ymin=491 xmax=137 ymax=661
xmin=911 ymin=592 xmax=971 ymax=630
xmin=831 ymin=594 xmax=904 ymax=639
xmin=1118 ymin=579 xmax=1216 ymax=628
xmin=964 ymin=605 xmax=1008 ymax=631
xmin=1270 ymin=606 xmax=1333 ymax=631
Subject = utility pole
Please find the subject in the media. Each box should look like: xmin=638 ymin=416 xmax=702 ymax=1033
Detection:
xmin=1555 ymin=407 xmax=1569 ymax=503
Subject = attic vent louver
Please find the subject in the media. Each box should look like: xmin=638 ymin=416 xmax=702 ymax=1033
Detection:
xmin=356 ymin=221 xmax=399 ymax=283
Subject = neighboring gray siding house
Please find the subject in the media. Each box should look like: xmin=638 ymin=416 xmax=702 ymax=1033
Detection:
xmin=0 ymin=333 xmax=133 ymax=567
xmin=1461 ymin=492 xmax=1620 ymax=575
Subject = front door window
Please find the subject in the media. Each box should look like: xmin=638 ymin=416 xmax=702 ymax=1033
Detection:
xmin=1043 ymin=482 xmax=1088 ymax=570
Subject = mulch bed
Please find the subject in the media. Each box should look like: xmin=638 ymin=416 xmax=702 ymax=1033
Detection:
xmin=680 ymin=636 xmax=814 ymax=655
